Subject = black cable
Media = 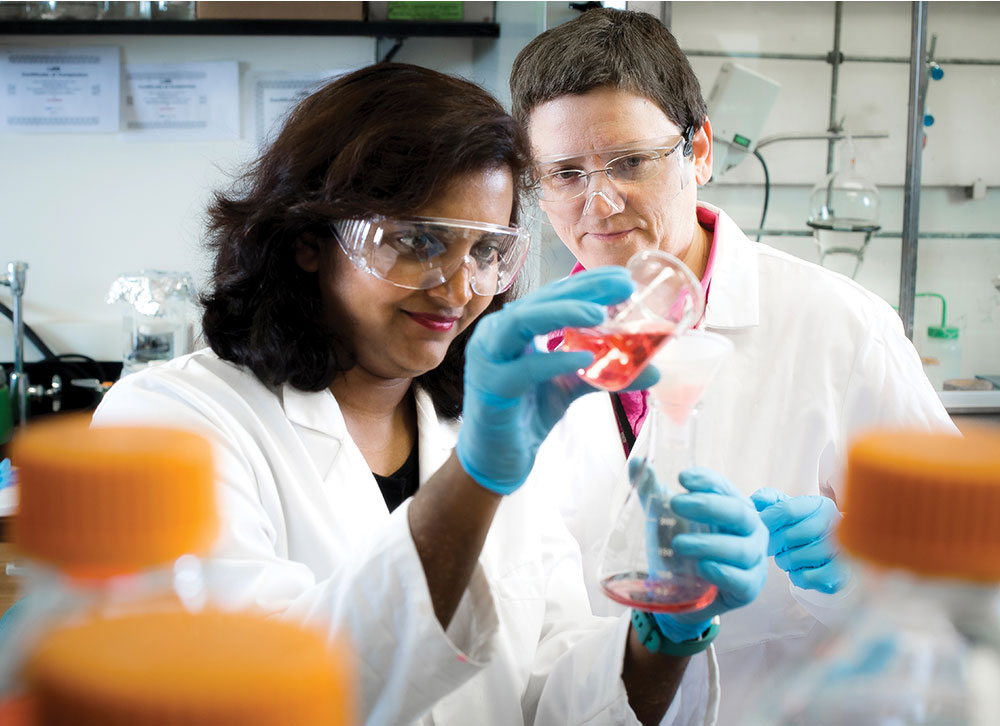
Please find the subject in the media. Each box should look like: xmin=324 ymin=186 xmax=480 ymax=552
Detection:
xmin=0 ymin=300 xmax=57 ymax=359
xmin=47 ymin=354 xmax=108 ymax=385
xmin=378 ymin=38 xmax=404 ymax=63
xmin=0 ymin=301 xmax=108 ymax=381
xmin=753 ymin=148 xmax=771 ymax=243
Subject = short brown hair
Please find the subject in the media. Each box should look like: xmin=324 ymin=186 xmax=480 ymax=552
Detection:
xmin=201 ymin=63 xmax=531 ymax=418
xmin=510 ymin=8 xmax=706 ymax=137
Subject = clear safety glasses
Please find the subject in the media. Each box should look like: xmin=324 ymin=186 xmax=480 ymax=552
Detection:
xmin=533 ymin=132 xmax=693 ymax=215
xmin=333 ymin=216 xmax=531 ymax=296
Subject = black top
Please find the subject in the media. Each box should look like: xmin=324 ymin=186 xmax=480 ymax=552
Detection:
xmin=373 ymin=443 xmax=420 ymax=513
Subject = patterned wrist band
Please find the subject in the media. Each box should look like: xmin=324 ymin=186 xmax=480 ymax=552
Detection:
xmin=631 ymin=610 xmax=720 ymax=657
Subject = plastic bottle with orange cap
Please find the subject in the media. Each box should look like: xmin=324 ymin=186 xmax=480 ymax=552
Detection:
xmin=0 ymin=415 xmax=356 ymax=724
xmin=0 ymin=415 xmax=221 ymax=703
xmin=745 ymin=426 xmax=1000 ymax=724
xmin=4 ymin=608 xmax=355 ymax=726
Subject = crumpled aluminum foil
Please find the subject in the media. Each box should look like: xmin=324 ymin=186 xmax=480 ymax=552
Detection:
xmin=106 ymin=270 xmax=197 ymax=317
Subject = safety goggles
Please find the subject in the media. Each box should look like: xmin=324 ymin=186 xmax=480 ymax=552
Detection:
xmin=533 ymin=132 xmax=693 ymax=214
xmin=333 ymin=216 xmax=531 ymax=296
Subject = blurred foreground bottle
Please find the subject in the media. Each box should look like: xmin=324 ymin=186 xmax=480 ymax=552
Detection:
xmin=0 ymin=417 xmax=218 ymax=702
xmin=17 ymin=609 xmax=355 ymax=725
xmin=746 ymin=427 xmax=1000 ymax=725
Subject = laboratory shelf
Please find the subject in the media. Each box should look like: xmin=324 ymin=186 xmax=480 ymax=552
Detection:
xmin=0 ymin=19 xmax=500 ymax=38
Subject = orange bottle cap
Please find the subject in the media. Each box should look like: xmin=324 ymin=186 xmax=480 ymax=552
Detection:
xmin=11 ymin=415 xmax=217 ymax=577
xmin=26 ymin=610 xmax=356 ymax=725
xmin=839 ymin=426 xmax=1000 ymax=582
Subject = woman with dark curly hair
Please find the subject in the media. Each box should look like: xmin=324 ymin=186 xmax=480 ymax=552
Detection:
xmin=93 ymin=63 xmax=694 ymax=725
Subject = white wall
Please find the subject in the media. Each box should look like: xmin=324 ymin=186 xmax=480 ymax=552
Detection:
xmin=670 ymin=0 xmax=1000 ymax=380
xmin=1 ymin=33 xmax=376 ymax=361
xmin=2 ymin=1 xmax=999 ymax=384
xmin=0 ymin=3 xmax=547 ymax=365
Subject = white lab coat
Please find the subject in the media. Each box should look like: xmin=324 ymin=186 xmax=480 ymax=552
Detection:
xmin=93 ymin=350 xmax=716 ymax=726
xmin=531 ymin=202 xmax=957 ymax=724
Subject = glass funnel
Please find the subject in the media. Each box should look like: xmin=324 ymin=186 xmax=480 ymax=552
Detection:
xmin=597 ymin=330 xmax=734 ymax=612
xmin=807 ymin=161 xmax=881 ymax=279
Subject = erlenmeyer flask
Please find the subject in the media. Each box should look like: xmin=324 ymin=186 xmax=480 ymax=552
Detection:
xmin=561 ymin=250 xmax=704 ymax=392
xmin=597 ymin=330 xmax=734 ymax=612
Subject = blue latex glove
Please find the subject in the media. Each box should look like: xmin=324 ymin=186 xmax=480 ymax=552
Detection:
xmin=638 ymin=465 xmax=769 ymax=643
xmin=750 ymin=487 xmax=850 ymax=594
xmin=457 ymin=268 xmax=659 ymax=495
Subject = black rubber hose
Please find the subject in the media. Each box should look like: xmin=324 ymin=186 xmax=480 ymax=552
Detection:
xmin=753 ymin=149 xmax=771 ymax=243
xmin=0 ymin=300 xmax=57 ymax=359
xmin=0 ymin=301 xmax=108 ymax=381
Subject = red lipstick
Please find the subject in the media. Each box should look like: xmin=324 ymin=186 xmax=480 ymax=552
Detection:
xmin=406 ymin=312 xmax=458 ymax=332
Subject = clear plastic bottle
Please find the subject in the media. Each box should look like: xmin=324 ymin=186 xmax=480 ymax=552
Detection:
xmin=916 ymin=292 xmax=961 ymax=390
xmin=21 ymin=609 xmax=356 ymax=725
xmin=746 ymin=426 xmax=1000 ymax=725
xmin=924 ymin=324 xmax=961 ymax=390
xmin=0 ymin=415 xmax=218 ymax=704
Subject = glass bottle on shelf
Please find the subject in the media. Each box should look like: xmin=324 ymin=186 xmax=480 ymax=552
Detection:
xmin=97 ymin=1 xmax=151 ymax=20
xmin=32 ymin=1 xmax=101 ymax=20
xmin=149 ymin=0 xmax=194 ymax=20
xmin=0 ymin=2 xmax=33 ymax=20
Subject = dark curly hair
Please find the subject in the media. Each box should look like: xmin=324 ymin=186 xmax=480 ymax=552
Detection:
xmin=201 ymin=63 xmax=532 ymax=419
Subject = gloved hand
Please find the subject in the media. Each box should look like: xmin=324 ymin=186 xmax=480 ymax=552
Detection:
xmin=750 ymin=488 xmax=850 ymax=594
xmin=457 ymin=268 xmax=659 ymax=495
xmin=636 ymin=464 xmax=769 ymax=643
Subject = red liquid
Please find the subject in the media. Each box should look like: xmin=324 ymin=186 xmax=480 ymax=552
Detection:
xmin=562 ymin=323 xmax=675 ymax=391
xmin=600 ymin=573 xmax=718 ymax=613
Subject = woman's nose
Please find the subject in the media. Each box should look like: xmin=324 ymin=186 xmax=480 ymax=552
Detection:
xmin=427 ymin=257 xmax=475 ymax=305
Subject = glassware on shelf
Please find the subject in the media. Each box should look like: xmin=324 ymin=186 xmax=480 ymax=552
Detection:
xmin=106 ymin=270 xmax=197 ymax=378
xmin=30 ymin=1 xmax=101 ymax=20
xmin=0 ymin=2 xmax=33 ymax=20
xmin=596 ymin=330 xmax=734 ymax=612
xmin=807 ymin=133 xmax=880 ymax=280
xmin=561 ymin=249 xmax=705 ymax=392
xmin=97 ymin=1 xmax=151 ymax=20
xmin=149 ymin=0 xmax=193 ymax=20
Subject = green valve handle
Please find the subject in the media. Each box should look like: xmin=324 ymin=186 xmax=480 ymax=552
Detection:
xmin=916 ymin=292 xmax=959 ymax=340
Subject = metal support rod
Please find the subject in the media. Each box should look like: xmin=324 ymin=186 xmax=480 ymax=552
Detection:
xmin=899 ymin=1 xmax=929 ymax=341
xmin=826 ymin=2 xmax=843 ymax=175
xmin=683 ymin=49 xmax=1000 ymax=66
xmin=745 ymin=229 xmax=1000 ymax=240
xmin=755 ymin=131 xmax=889 ymax=151
xmin=2 ymin=261 xmax=29 ymax=427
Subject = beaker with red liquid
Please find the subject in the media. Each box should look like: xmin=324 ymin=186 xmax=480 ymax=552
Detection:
xmin=561 ymin=249 xmax=704 ymax=391
xmin=596 ymin=331 xmax=734 ymax=613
